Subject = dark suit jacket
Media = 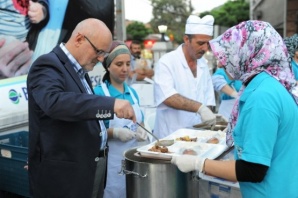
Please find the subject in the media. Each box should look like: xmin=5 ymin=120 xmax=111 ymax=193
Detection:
xmin=27 ymin=45 xmax=115 ymax=198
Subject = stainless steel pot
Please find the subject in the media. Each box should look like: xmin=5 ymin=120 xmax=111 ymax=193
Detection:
xmin=121 ymin=148 xmax=199 ymax=198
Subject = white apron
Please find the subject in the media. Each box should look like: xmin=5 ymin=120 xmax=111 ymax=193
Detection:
xmin=154 ymin=75 xmax=203 ymax=138
xmin=102 ymin=83 xmax=142 ymax=198
xmin=154 ymin=45 xmax=215 ymax=138
xmin=218 ymin=99 xmax=237 ymax=120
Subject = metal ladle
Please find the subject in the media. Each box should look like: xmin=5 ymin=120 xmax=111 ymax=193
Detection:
xmin=136 ymin=122 xmax=174 ymax=147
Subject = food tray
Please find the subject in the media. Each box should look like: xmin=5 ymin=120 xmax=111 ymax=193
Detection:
xmin=137 ymin=128 xmax=228 ymax=160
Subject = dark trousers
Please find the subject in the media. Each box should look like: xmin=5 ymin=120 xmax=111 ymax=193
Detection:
xmin=91 ymin=157 xmax=107 ymax=198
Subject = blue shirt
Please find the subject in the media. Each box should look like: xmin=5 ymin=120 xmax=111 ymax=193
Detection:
xmin=233 ymin=72 xmax=298 ymax=197
xmin=94 ymin=81 xmax=143 ymax=128
xmin=212 ymin=68 xmax=242 ymax=100
xmin=60 ymin=43 xmax=107 ymax=150
xmin=292 ymin=60 xmax=298 ymax=80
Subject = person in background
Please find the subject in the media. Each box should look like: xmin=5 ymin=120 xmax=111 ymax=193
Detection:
xmin=128 ymin=40 xmax=154 ymax=84
xmin=27 ymin=18 xmax=136 ymax=198
xmin=94 ymin=40 xmax=147 ymax=198
xmin=212 ymin=65 xmax=242 ymax=120
xmin=153 ymin=15 xmax=216 ymax=138
xmin=283 ymin=33 xmax=298 ymax=82
xmin=0 ymin=0 xmax=49 ymax=78
xmin=292 ymin=48 xmax=298 ymax=81
xmin=171 ymin=20 xmax=298 ymax=197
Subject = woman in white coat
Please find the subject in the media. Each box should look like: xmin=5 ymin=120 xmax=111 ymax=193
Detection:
xmin=94 ymin=41 xmax=147 ymax=198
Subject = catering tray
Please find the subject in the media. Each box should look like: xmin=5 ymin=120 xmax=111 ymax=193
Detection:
xmin=137 ymin=128 xmax=228 ymax=160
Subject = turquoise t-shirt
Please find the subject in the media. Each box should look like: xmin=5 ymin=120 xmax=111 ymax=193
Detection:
xmin=233 ymin=72 xmax=298 ymax=197
xmin=213 ymin=68 xmax=242 ymax=100
xmin=93 ymin=81 xmax=143 ymax=128
xmin=292 ymin=60 xmax=298 ymax=80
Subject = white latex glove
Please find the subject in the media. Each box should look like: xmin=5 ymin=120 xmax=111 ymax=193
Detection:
xmin=197 ymin=105 xmax=216 ymax=126
xmin=230 ymin=91 xmax=238 ymax=99
xmin=171 ymin=155 xmax=206 ymax=173
xmin=113 ymin=128 xmax=136 ymax=142
xmin=136 ymin=126 xmax=148 ymax=142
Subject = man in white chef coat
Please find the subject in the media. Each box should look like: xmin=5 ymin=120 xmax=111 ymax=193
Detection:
xmin=153 ymin=15 xmax=216 ymax=138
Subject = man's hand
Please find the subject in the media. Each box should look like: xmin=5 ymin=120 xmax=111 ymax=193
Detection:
xmin=114 ymin=99 xmax=136 ymax=122
xmin=134 ymin=68 xmax=146 ymax=80
xmin=145 ymin=68 xmax=154 ymax=79
xmin=197 ymin=105 xmax=216 ymax=126
xmin=0 ymin=38 xmax=33 ymax=78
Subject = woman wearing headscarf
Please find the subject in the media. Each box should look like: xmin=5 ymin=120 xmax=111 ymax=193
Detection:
xmin=171 ymin=20 xmax=298 ymax=197
xmin=284 ymin=34 xmax=298 ymax=81
xmin=94 ymin=41 xmax=148 ymax=198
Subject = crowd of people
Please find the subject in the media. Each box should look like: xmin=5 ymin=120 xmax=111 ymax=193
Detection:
xmin=1 ymin=2 xmax=297 ymax=197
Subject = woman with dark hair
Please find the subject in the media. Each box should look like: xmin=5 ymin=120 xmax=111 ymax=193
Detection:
xmin=94 ymin=40 xmax=148 ymax=198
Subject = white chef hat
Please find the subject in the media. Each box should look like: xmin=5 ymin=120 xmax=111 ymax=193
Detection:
xmin=185 ymin=15 xmax=214 ymax=36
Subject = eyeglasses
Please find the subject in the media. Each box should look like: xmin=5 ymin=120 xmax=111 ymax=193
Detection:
xmin=83 ymin=35 xmax=109 ymax=58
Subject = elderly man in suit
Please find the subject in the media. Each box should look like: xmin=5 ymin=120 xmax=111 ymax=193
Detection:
xmin=27 ymin=18 xmax=136 ymax=198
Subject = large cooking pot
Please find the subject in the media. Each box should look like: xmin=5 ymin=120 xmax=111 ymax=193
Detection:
xmin=121 ymin=148 xmax=199 ymax=198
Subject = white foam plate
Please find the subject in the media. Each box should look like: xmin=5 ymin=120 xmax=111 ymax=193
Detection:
xmin=137 ymin=128 xmax=228 ymax=160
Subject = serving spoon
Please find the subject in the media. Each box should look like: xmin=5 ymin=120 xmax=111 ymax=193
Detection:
xmin=136 ymin=122 xmax=174 ymax=147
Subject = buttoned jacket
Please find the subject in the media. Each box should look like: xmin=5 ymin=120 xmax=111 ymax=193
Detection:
xmin=27 ymin=45 xmax=115 ymax=198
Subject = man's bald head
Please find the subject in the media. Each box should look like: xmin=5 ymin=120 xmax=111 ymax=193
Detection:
xmin=72 ymin=18 xmax=111 ymax=40
xmin=65 ymin=18 xmax=113 ymax=70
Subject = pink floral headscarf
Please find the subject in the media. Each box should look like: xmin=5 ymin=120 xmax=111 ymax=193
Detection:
xmin=209 ymin=20 xmax=298 ymax=146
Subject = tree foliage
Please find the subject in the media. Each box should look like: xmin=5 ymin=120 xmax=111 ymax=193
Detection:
xmin=126 ymin=21 xmax=153 ymax=41
xmin=149 ymin=0 xmax=193 ymax=44
xmin=200 ymin=0 xmax=249 ymax=28
xmin=141 ymin=0 xmax=249 ymax=44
